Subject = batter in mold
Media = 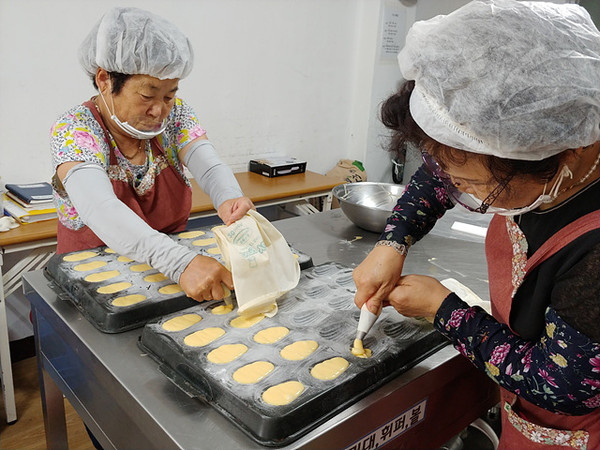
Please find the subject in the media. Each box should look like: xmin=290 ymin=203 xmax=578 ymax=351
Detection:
xmin=105 ymin=248 xmax=116 ymax=254
xmin=159 ymin=284 xmax=183 ymax=294
xmin=144 ymin=273 xmax=168 ymax=283
xmin=84 ymin=270 xmax=120 ymax=282
xmin=206 ymin=343 xmax=247 ymax=363
xmin=74 ymin=260 xmax=107 ymax=272
xmin=280 ymin=340 xmax=318 ymax=361
xmin=184 ymin=327 xmax=225 ymax=346
xmin=112 ymin=294 xmax=146 ymax=307
xmin=262 ymin=381 xmax=305 ymax=406
xmin=63 ymin=251 xmax=98 ymax=262
xmin=207 ymin=247 xmax=221 ymax=255
xmin=162 ymin=313 xmax=202 ymax=332
xmin=310 ymin=357 xmax=349 ymax=380
xmin=97 ymin=281 xmax=131 ymax=294
xmin=178 ymin=230 xmax=205 ymax=239
xmin=212 ymin=304 xmax=234 ymax=315
xmin=253 ymin=326 xmax=289 ymax=344
xmin=351 ymin=339 xmax=372 ymax=358
xmin=192 ymin=237 xmax=216 ymax=247
xmin=233 ymin=361 xmax=274 ymax=384
xmin=117 ymin=255 xmax=134 ymax=263
xmin=230 ymin=314 xmax=265 ymax=328
xmin=130 ymin=263 xmax=152 ymax=272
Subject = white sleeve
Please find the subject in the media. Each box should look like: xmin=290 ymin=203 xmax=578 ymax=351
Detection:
xmin=63 ymin=162 xmax=197 ymax=283
xmin=183 ymin=140 xmax=243 ymax=208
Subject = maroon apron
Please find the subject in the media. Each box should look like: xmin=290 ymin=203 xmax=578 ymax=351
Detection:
xmin=56 ymin=100 xmax=192 ymax=254
xmin=486 ymin=211 xmax=600 ymax=449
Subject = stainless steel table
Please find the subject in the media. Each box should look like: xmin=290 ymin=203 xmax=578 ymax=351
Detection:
xmin=24 ymin=209 xmax=498 ymax=449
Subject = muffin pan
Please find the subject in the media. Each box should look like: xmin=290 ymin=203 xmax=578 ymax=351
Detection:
xmin=44 ymin=224 xmax=313 ymax=333
xmin=139 ymin=262 xmax=448 ymax=446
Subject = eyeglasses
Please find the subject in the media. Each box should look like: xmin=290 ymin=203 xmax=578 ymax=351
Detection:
xmin=421 ymin=152 xmax=512 ymax=214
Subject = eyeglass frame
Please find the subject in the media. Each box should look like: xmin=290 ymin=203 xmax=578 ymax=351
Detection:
xmin=420 ymin=151 xmax=513 ymax=214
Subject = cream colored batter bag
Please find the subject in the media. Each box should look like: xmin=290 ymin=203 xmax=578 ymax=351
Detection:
xmin=213 ymin=210 xmax=300 ymax=317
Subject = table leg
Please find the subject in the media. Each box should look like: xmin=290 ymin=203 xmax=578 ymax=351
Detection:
xmin=0 ymin=253 xmax=17 ymax=424
xmin=31 ymin=307 xmax=68 ymax=449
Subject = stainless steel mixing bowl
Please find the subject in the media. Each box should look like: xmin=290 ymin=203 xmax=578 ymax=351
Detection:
xmin=332 ymin=182 xmax=405 ymax=233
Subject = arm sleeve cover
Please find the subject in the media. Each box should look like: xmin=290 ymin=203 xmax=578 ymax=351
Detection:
xmin=183 ymin=140 xmax=244 ymax=209
xmin=63 ymin=162 xmax=197 ymax=283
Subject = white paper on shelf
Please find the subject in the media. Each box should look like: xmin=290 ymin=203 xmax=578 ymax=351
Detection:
xmin=451 ymin=221 xmax=488 ymax=237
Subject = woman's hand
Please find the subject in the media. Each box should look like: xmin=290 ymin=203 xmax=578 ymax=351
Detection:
xmin=353 ymin=245 xmax=406 ymax=314
xmin=179 ymin=255 xmax=234 ymax=302
xmin=387 ymin=275 xmax=451 ymax=319
xmin=217 ymin=196 xmax=255 ymax=226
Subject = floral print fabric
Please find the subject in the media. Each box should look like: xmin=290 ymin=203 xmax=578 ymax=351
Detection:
xmin=504 ymin=401 xmax=589 ymax=449
xmin=379 ymin=165 xmax=454 ymax=247
xmin=50 ymin=97 xmax=206 ymax=229
xmin=435 ymin=295 xmax=600 ymax=415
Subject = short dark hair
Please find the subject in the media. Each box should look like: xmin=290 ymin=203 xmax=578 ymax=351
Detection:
xmin=380 ymin=80 xmax=563 ymax=185
xmin=92 ymin=72 xmax=133 ymax=95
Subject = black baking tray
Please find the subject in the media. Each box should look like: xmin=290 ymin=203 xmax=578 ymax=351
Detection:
xmin=138 ymin=262 xmax=448 ymax=447
xmin=44 ymin=224 xmax=313 ymax=333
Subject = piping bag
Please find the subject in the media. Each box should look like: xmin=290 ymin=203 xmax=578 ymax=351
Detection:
xmin=352 ymin=302 xmax=382 ymax=358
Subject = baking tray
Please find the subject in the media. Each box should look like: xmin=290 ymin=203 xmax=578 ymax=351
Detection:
xmin=44 ymin=224 xmax=313 ymax=333
xmin=139 ymin=262 xmax=448 ymax=447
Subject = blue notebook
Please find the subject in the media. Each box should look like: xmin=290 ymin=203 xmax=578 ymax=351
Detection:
xmin=5 ymin=182 xmax=53 ymax=204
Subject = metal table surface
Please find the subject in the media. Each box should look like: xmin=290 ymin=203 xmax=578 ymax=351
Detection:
xmin=24 ymin=209 xmax=498 ymax=450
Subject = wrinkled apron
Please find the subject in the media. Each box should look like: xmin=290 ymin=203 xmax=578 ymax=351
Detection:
xmin=486 ymin=211 xmax=600 ymax=449
xmin=57 ymin=100 xmax=191 ymax=253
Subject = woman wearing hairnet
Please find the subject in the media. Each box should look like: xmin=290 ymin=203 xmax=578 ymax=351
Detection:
xmin=51 ymin=7 xmax=254 ymax=303
xmin=353 ymin=0 xmax=600 ymax=448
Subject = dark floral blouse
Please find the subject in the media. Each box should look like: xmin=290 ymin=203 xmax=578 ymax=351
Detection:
xmin=380 ymin=165 xmax=600 ymax=415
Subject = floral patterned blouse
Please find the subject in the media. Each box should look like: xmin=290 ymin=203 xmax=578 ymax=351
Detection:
xmin=50 ymin=97 xmax=206 ymax=230
xmin=382 ymin=165 xmax=600 ymax=415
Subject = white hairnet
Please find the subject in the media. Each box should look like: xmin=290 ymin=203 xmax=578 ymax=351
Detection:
xmin=398 ymin=0 xmax=600 ymax=160
xmin=78 ymin=7 xmax=194 ymax=80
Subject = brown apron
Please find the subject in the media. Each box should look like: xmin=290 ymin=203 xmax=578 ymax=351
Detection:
xmin=56 ymin=100 xmax=192 ymax=254
xmin=486 ymin=211 xmax=600 ymax=449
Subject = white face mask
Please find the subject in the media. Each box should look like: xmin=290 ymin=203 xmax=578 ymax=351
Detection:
xmin=99 ymin=89 xmax=167 ymax=140
xmin=476 ymin=164 xmax=573 ymax=216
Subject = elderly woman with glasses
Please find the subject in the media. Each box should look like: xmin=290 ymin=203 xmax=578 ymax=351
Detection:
xmin=51 ymin=7 xmax=254 ymax=303
xmin=353 ymin=1 xmax=600 ymax=448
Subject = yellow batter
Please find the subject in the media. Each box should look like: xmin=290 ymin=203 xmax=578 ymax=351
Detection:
xmin=184 ymin=327 xmax=225 ymax=347
xmin=84 ymin=270 xmax=120 ymax=283
xmin=112 ymin=294 xmax=146 ymax=307
xmin=178 ymin=230 xmax=205 ymax=239
xmin=105 ymin=248 xmax=116 ymax=254
xmin=162 ymin=314 xmax=202 ymax=332
xmin=130 ymin=263 xmax=152 ymax=272
xmin=310 ymin=357 xmax=349 ymax=380
xmin=212 ymin=304 xmax=234 ymax=315
xmin=144 ymin=273 xmax=168 ymax=283
xmin=351 ymin=339 xmax=372 ymax=358
xmin=64 ymin=251 xmax=98 ymax=262
xmin=192 ymin=237 xmax=217 ymax=247
xmin=232 ymin=361 xmax=275 ymax=384
xmin=159 ymin=284 xmax=183 ymax=295
xmin=280 ymin=340 xmax=318 ymax=361
xmin=117 ymin=255 xmax=134 ymax=263
xmin=230 ymin=314 xmax=265 ymax=329
xmin=207 ymin=247 xmax=221 ymax=255
xmin=253 ymin=327 xmax=289 ymax=344
xmin=206 ymin=343 xmax=247 ymax=363
xmin=74 ymin=260 xmax=107 ymax=272
xmin=97 ymin=282 xmax=132 ymax=294
xmin=262 ymin=381 xmax=305 ymax=406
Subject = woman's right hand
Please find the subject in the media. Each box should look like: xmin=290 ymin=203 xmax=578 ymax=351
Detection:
xmin=179 ymin=255 xmax=234 ymax=302
xmin=353 ymin=245 xmax=406 ymax=314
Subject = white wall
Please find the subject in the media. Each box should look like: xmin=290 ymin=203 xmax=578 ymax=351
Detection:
xmin=0 ymin=0 xmax=381 ymax=186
